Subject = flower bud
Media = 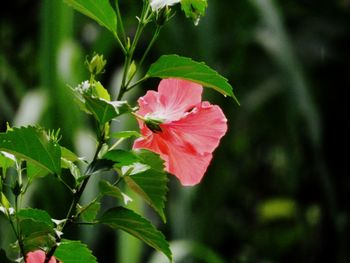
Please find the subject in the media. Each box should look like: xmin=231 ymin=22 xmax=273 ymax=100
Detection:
xmin=154 ymin=6 xmax=174 ymax=26
xmin=87 ymin=54 xmax=106 ymax=76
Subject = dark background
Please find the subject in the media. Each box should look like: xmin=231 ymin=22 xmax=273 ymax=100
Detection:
xmin=1 ymin=0 xmax=350 ymax=262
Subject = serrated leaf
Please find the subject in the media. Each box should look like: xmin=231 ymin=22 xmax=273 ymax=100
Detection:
xmin=146 ymin=55 xmax=239 ymax=104
xmin=124 ymin=150 xmax=168 ymax=222
xmin=17 ymin=208 xmax=54 ymax=228
xmin=17 ymin=210 xmax=56 ymax=253
xmin=99 ymin=180 xmax=132 ymax=205
xmin=100 ymin=207 xmax=172 ymax=262
xmin=181 ymin=0 xmax=208 ymax=24
xmin=54 ymin=239 xmax=97 ymax=263
xmin=110 ymin=131 xmax=141 ymax=139
xmin=64 ymin=0 xmax=117 ymax=34
xmin=103 ymin=149 xmax=141 ymax=168
xmin=77 ymin=200 xmax=101 ymax=223
xmin=84 ymin=97 xmax=133 ymax=124
xmin=0 ymin=126 xmax=61 ymax=175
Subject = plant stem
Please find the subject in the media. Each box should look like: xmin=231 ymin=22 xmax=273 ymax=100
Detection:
xmin=115 ymin=0 xmax=126 ymax=45
xmin=117 ymin=3 xmax=151 ymax=100
xmin=44 ymin=139 xmax=105 ymax=263
xmin=125 ymin=25 xmax=162 ymax=89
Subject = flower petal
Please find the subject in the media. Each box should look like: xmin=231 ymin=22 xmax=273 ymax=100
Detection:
xmin=26 ymin=250 xmax=57 ymax=263
xmin=137 ymin=79 xmax=202 ymax=122
xmin=150 ymin=0 xmax=181 ymax=11
xmin=133 ymin=132 xmax=212 ymax=186
xmin=166 ymin=101 xmax=227 ymax=154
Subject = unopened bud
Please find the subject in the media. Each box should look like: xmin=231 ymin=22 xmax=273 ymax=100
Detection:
xmin=155 ymin=6 xmax=174 ymax=26
xmin=87 ymin=54 xmax=107 ymax=76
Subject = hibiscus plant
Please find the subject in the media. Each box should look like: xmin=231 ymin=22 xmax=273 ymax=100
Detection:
xmin=0 ymin=0 xmax=238 ymax=262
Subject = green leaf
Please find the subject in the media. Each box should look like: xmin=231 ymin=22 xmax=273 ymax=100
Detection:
xmin=181 ymin=0 xmax=208 ymax=24
xmin=54 ymin=239 xmax=97 ymax=263
xmin=124 ymin=150 xmax=168 ymax=222
xmin=27 ymin=162 xmax=49 ymax=181
xmin=99 ymin=180 xmax=132 ymax=205
xmin=61 ymin=158 xmax=82 ymax=184
xmin=0 ymin=152 xmax=15 ymax=178
xmin=95 ymin=81 xmax=111 ymax=101
xmin=146 ymin=55 xmax=239 ymax=104
xmin=17 ymin=208 xmax=54 ymax=228
xmin=77 ymin=200 xmax=101 ymax=223
xmin=17 ymin=209 xmax=56 ymax=253
xmin=1 ymin=192 xmax=11 ymax=210
xmin=61 ymin=146 xmax=80 ymax=162
xmin=0 ymin=126 xmax=61 ymax=175
xmin=110 ymin=131 xmax=141 ymax=139
xmin=100 ymin=207 xmax=172 ymax=262
xmin=64 ymin=0 xmax=117 ymax=34
xmin=84 ymin=97 xmax=133 ymax=124
xmin=103 ymin=149 xmax=141 ymax=168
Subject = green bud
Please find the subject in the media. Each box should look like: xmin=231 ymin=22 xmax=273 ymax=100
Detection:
xmin=154 ymin=6 xmax=174 ymax=26
xmin=87 ymin=54 xmax=107 ymax=76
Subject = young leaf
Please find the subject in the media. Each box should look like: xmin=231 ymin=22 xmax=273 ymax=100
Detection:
xmin=124 ymin=150 xmax=168 ymax=222
xmin=100 ymin=207 xmax=172 ymax=262
xmin=54 ymin=239 xmax=97 ymax=263
xmin=99 ymin=180 xmax=132 ymax=205
xmin=77 ymin=201 xmax=101 ymax=223
xmin=0 ymin=126 xmax=61 ymax=175
xmin=103 ymin=149 xmax=141 ymax=168
xmin=146 ymin=54 xmax=239 ymax=104
xmin=64 ymin=0 xmax=117 ymax=34
xmin=84 ymin=97 xmax=133 ymax=124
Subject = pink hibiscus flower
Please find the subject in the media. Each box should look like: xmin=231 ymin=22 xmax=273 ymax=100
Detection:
xmin=26 ymin=250 xmax=57 ymax=263
xmin=133 ymin=78 xmax=228 ymax=186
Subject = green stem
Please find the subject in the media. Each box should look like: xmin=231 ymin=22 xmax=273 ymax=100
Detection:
xmin=125 ymin=76 xmax=149 ymax=92
xmin=44 ymin=139 xmax=105 ymax=263
xmin=115 ymin=0 xmax=126 ymax=44
xmin=117 ymin=3 xmax=151 ymax=100
xmin=114 ymin=32 xmax=127 ymax=56
xmin=125 ymin=25 xmax=162 ymax=89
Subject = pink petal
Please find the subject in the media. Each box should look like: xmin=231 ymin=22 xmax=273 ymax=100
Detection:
xmin=166 ymin=101 xmax=227 ymax=154
xmin=134 ymin=132 xmax=212 ymax=186
xmin=164 ymin=142 xmax=213 ymax=186
xmin=137 ymin=79 xmax=203 ymax=122
xmin=26 ymin=250 xmax=57 ymax=263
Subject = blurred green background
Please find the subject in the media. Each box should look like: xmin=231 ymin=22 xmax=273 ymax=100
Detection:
xmin=1 ymin=0 xmax=350 ymax=262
